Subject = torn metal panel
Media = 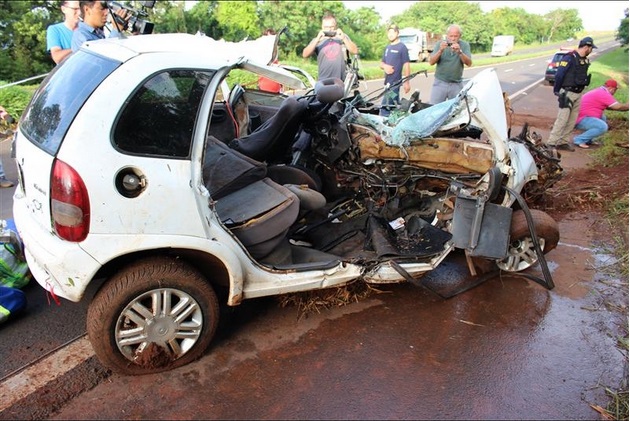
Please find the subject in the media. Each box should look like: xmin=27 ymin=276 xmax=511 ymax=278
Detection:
xmin=350 ymin=124 xmax=495 ymax=175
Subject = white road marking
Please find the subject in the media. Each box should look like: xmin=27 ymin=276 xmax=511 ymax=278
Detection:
xmin=0 ymin=335 xmax=94 ymax=411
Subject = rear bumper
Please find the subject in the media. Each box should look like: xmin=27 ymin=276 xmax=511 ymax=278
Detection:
xmin=13 ymin=200 xmax=102 ymax=302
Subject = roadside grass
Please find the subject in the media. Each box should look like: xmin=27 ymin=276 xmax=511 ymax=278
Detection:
xmin=0 ymin=82 xmax=37 ymax=121
xmin=583 ymin=46 xmax=629 ymax=421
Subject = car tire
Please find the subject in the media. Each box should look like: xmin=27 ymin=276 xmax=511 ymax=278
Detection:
xmin=496 ymin=209 xmax=559 ymax=272
xmin=87 ymin=256 xmax=219 ymax=375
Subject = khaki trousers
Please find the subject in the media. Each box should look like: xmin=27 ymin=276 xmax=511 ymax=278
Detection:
xmin=547 ymin=90 xmax=582 ymax=146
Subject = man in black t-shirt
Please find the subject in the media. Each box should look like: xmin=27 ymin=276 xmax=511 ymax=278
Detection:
xmin=379 ymin=24 xmax=411 ymax=116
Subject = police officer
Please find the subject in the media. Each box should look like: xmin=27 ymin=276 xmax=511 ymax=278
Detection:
xmin=546 ymin=37 xmax=596 ymax=152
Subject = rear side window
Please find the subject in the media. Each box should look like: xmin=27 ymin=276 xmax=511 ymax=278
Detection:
xmin=113 ymin=70 xmax=214 ymax=158
xmin=20 ymin=51 xmax=120 ymax=155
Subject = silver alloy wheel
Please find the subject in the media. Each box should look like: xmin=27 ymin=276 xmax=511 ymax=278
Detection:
xmin=497 ymin=237 xmax=546 ymax=272
xmin=115 ymin=288 xmax=203 ymax=363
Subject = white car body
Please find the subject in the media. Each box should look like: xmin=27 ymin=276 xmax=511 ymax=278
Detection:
xmin=12 ymin=33 xmax=558 ymax=375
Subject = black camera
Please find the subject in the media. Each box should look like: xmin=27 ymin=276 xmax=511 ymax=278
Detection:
xmin=106 ymin=1 xmax=156 ymax=35
xmin=323 ymin=31 xmax=337 ymax=37
xmin=447 ymin=42 xmax=453 ymax=46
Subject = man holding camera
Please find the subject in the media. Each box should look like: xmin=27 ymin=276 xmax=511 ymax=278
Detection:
xmin=71 ymin=1 xmax=130 ymax=52
xmin=429 ymin=24 xmax=472 ymax=104
xmin=302 ymin=12 xmax=358 ymax=81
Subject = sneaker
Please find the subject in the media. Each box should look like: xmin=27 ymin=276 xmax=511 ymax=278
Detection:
xmin=0 ymin=178 xmax=14 ymax=188
xmin=555 ymin=143 xmax=575 ymax=152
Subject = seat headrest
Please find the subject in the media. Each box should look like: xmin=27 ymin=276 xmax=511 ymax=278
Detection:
xmin=315 ymin=78 xmax=344 ymax=104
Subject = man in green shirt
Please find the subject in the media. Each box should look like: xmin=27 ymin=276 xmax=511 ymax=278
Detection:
xmin=429 ymin=24 xmax=472 ymax=104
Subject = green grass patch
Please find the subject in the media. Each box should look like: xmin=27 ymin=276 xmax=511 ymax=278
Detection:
xmin=0 ymin=82 xmax=37 ymax=120
xmin=583 ymin=45 xmax=629 ymax=421
xmin=588 ymin=47 xmax=629 ymax=168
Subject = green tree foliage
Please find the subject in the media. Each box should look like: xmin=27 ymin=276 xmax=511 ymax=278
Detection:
xmin=616 ymin=8 xmax=629 ymax=45
xmin=177 ymin=1 xmax=220 ymax=38
xmin=489 ymin=7 xmax=546 ymax=45
xmin=150 ymin=0 xmax=190 ymax=34
xmin=0 ymin=0 xmax=621 ymax=84
xmin=344 ymin=6 xmax=383 ymax=60
xmin=390 ymin=1 xmax=491 ymax=51
xmin=258 ymin=0 xmax=347 ymax=58
xmin=215 ymin=1 xmax=258 ymax=41
xmin=0 ymin=0 xmax=59 ymax=81
xmin=392 ymin=1 xmax=584 ymax=51
xmin=543 ymin=8 xmax=582 ymax=42
xmin=13 ymin=8 xmax=51 ymax=78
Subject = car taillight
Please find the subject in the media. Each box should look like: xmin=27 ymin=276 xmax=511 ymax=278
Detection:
xmin=51 ymin=159 xmax=90 ymax=242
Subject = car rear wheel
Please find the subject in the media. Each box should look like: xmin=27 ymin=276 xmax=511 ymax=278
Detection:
xmin=496 ymin=209 xmax=559 ymax=272
xmin=87 ymin=257 xmax=219 ymax=375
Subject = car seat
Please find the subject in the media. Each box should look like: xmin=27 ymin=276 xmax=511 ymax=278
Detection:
xmin=229 ymin=96 xmax=307 ymax=163
xmin=214 ymin=178 xmax=300 ymax=259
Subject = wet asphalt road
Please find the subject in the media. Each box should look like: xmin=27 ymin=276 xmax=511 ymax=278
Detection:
xmin=46 ymin=243 xmax=626 ymax=419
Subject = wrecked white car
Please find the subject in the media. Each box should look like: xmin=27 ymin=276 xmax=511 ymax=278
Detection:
xmin=12 ymin=33 xmax=562 ymax=375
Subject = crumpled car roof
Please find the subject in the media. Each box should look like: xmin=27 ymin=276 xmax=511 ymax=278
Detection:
xmin=80 ymin=33 xmax=306 ymax=90
xmin=347 ymin=68 xmax=508 ymax=148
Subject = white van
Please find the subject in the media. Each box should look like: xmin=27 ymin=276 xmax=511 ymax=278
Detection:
xmin=491 ymin=35 xmax=515 ymax=57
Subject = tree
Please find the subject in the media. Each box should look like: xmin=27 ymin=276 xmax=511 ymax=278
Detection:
xmin=543 ymin=9 xmax=582 ymax=42
xmin=258 ymin=0 xmax=347 ymax=58
xmin=0 ymin=0 xmax=58 ymax=82
xmin=392 ymin=1 xmax=490 ymax=52
xmin=345 ymin=6 xmax=384 ymax=60
xmin=179 ymin=0 xmax=220 ymax=38
xmin=0 ymin=0 xmax=615 ymax=85
xmin=215 ymin=0 xmax=258 ymax=41
xmin=488 ymin=7 xmax=547 ymax=46
xmin=616 ymin=8 xmax=629 ymax=45
xmin=150 ymin=0 xmax=189 ymax=34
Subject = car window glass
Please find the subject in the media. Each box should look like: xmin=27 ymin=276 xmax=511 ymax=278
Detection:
xmin=114 ymin=69 xmax=214 ymax=158
xmin=20 ymin=51 xmax=120 ymax=155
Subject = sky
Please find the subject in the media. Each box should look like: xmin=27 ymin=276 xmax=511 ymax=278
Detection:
xmin=342 ymin=1 xmax=628 ymax=31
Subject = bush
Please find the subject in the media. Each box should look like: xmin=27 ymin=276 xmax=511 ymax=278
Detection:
xmin=0 ymin=84 xmax=37 ymax=121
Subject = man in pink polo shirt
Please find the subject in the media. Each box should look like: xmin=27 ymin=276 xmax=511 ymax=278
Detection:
xmin=574 ymin=79 xmax=629 ymax=148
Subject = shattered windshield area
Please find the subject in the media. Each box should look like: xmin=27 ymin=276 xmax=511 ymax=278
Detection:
xmin=345 ymin=85 xmax=476 ymax=147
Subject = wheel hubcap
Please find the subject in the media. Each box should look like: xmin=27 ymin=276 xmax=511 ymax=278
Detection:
xmin=115 ymin=288 xmax=203 ymax=364
xmin=497 ymin=237 xmax=546 ymax=272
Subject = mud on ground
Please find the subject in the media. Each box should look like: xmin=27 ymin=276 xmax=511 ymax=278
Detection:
xmin=511 ymin=113 xmax=629 ymax=232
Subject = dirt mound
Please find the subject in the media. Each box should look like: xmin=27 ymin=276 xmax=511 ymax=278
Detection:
xmin=542 ymin=161 xmax=629 ymax=218
xmin=510 ymin=113 xmax=556 ymax=133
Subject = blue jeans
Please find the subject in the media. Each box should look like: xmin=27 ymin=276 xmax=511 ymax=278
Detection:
xmin=574 ymin=116 xmax=608 ymax=145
